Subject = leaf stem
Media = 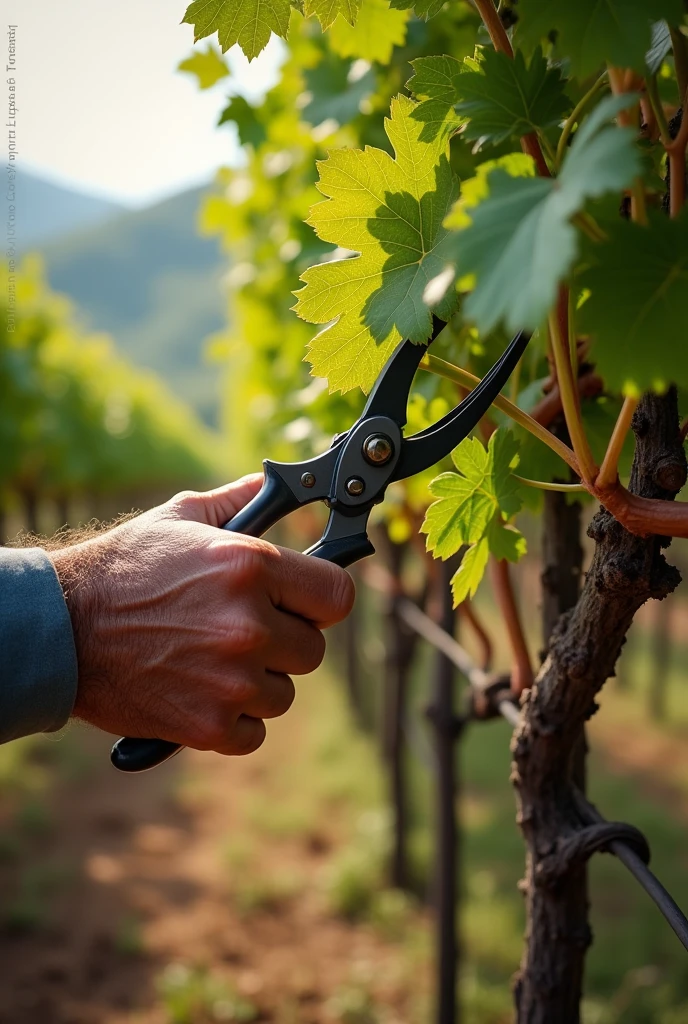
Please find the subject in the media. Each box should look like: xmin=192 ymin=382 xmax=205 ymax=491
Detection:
xmin=509 ymin=355 xmax=523 ymax=403
xmin=645 ymin=73 xmax=671 ymax=146
xmin=472 ymin=0 xmax=513 ymax=56
xmin=420 ymin=352 xmax=581 ymax=476
xmin=595 ymin=395 xmax=638 ymax=489
xmin=537 ymin=131 xmax=557 ymax=167
xmin=521 ymin=131 xmax=551 ymax=177
xmin=571 ymin=211 xmax=609 ymax=243
xmin=490 ymin=557 xmax=533 ymax=695
xmin=512 ymin=474 xmax=586 ymax=493
xmin=567 ymin=288 xmax=578 ymax=374
xmin=472 ymin=0 xmax=552 ymax=177
xmin=457 ymin=599 xmax=493 ymax=670
xmin=555 ymin=72 xmax=609 ymax=169
xmin=548 ymin=306 xmax=597 ymax=484
xmin=630 ymin=178 xmax=649 ymax=225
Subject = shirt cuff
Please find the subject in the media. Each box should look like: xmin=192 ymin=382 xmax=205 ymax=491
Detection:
xmin=0 ymin=547 xmax=78 ymax=743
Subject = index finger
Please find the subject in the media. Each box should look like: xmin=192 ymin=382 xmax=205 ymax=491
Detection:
xmin=266 ymin=544 xmax=355 ymax=628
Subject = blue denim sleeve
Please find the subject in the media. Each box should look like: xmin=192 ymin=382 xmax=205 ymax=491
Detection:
xmin=0 ymin=548 xmax=78 ymax=743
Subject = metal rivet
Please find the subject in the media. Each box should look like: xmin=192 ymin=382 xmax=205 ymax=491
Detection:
xmin=345 ymin=477 xmax=365 ymax=497
xmin=363 ymin=434 xmax=394 ymax=466
xmin=301 ymin=472 xmax=316 ymax=488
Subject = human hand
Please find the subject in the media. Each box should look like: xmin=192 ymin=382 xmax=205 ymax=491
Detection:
xmin=50 ymin=477 xmax=355 ymax=755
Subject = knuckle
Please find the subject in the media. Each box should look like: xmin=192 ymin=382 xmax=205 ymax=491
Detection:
xmin=187 ymin=714 xmax=227 ymax=752
xmin=226 ymin=616 xmax=270 ymax=656
xmin=224 ymin=540 xmax=270 ymax=590
xmin=224 ymin=673 xmax=259 ymax=710
xmin=169 ymin=489 xmax=201 ymax=510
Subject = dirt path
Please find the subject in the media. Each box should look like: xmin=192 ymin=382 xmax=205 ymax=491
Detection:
xmin=4 ymin=652 xmax=688 ymax=1024
xmin=0 ymin=671 xmax=429 ymax=1024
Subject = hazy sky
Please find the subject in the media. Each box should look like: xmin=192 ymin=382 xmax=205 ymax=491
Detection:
xmin=13 ymin=0 xmax=284 ymax=207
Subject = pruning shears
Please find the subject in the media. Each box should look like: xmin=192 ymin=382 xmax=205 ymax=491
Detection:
xmin=111 ymin=319 xmax=530 ymax=773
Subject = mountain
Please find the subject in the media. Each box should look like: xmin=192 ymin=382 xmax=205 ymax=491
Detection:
xmin=40 ymin=185 xmax=227 ymax=424
xmin=19 ymin=167 xmax=124 ymax=247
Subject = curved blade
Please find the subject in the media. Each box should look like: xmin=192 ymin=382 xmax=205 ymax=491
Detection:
xmin=391 ymin=330 xmax=531 ymax=481
xmin=360 ymin=316 xmax=447 ymax=427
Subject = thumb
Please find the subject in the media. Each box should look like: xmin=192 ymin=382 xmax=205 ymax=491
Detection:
xmin=171 ymin=473 xmax=265 ymax=529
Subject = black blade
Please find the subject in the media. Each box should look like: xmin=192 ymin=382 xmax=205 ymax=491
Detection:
xmin=360 ymin=315 xmax=447 ymax=427
xmin=391 ymin=330 xmax=531 ymax=481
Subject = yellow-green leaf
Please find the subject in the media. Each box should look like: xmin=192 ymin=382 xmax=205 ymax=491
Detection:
xmin=451 ymin=538 xmax=489 ymax=605
xmin=328 ymin=0 xmax=409 ymax=64
xmin=178 ymin=44 xmax=230 ymax=89
xmin=182 ymin=0 xmax=292 ymax=60
xmin=294 ymin=94 xmax=459 ymax=393
xmin=304 ymin=0 xmax=362 ymax=29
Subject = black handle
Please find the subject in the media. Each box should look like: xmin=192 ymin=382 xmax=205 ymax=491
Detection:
xmin=110 ymin=736 xmax=182 ymax=773
xmin=111 ymin=466 xmax=307 ymax=773
xmin=306 ymin=532 xmax=374 ymax=567
xmin=222 ymin=463 xmax=302 ymax=536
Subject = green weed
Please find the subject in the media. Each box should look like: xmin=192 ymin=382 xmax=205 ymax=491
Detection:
xmin=326 ymin=982 xmax=381 ymax=1024
xmin=156 ymin=963 xmax=258 ymax=1024
xmin=232 ymin=868 xmax=304 ymax=914
xmin=323 ymin=810 xmax=389 ymax=920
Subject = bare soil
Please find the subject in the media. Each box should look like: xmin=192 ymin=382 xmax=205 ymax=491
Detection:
xmin=0 ymin=675 xmax=428 ymax=1024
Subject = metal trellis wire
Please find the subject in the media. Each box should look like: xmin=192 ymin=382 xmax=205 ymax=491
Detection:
xmin=394 ymin=590 xmax=688 ymax=954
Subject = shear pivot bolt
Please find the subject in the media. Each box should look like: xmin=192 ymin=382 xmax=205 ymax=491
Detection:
xmin=346 ymin=477 xmax=365 ymax=496
xmin=301 ymin=472 xmax=316 ymax=488
xmin=363 ymin=434 xmax=394 ymax=466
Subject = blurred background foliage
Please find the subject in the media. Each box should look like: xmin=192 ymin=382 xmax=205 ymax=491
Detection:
xmin=1 ymin=255 xmax=220 ymax=537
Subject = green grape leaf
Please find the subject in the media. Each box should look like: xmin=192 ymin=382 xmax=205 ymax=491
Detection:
xmin=406 ymin=55 xmax=465 ymax=142
xmin=579 ymin=214 xmax=688 ymax=394
xmin=421 ymin=430 xmax=524 ymax=555
xmin=178 ymin=45 xmax=230 ymax=89
xmin=328 ymin=0 xmax=409 ymax=64
xmin=455 ymin=46 xmax=569 ymax=145
xmin=304 ymin=0 xmax=361 ymax=29
xmin=302 ymin=54 xmax=376 ymax=127
xmin=444 ymin=94 xmax=641 ymax=335
xmin=516 ymin=0 xmax=683 ymax=78
xmin=294 ymin=94 xmax=459 ymax=393
xmin=389 ymin=0 xmax=445 ymax=19
xmin=218 ymin=95 xmax=267 ymax=147
xmin=451 ymin=538 xmax=489 ymax=605
xmin=646 ymin=20 xmax=672 ymax=74
xmin=421 ymin=429 xmax=526 ymax=605
xmin=487 ymin=519 xmax=528 ymax=562
xmin=182 ymin=0 xmax=292 ymax=60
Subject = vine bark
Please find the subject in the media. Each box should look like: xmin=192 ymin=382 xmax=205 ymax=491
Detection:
xmin=512 ymin=390 xmax=686 ymax=1022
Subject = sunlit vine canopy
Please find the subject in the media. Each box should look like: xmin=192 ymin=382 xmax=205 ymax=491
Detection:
xmin=0 ymin=256 xmax=221 ymax=512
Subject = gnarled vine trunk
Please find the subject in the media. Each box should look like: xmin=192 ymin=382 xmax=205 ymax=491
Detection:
xmin=512 ymin=390 xmax=686 ymax=1022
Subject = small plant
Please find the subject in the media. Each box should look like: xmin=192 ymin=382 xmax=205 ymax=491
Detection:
xmin=156 ymin=963 xmax=258 ymax=1024
xmin=323 ymin=810 xmax=390 ymax=920
xmin=326 ymin=982 xmax=381 ymax=1024
xmin=233 ymin=868 xmax=304 ymax=914
xmin=368 ymin=888 xmax=415 ymax=942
